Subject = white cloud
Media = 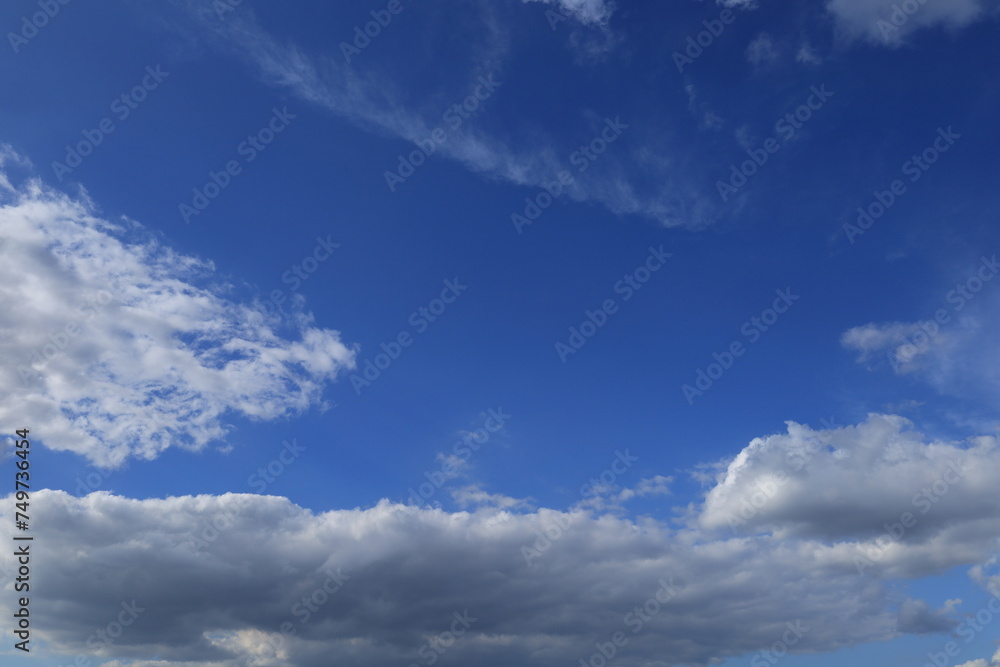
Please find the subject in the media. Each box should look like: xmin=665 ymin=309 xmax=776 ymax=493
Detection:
xmin=631 ymin=475 xmax=673 ymax=497
xmin=450 ymin=485 xmax=533 ymax=510
xmin=796 ymin=42 xmax=822 ymax=64
xmin=826 ymin=0 xmax=985 ymax=45
xmin=842 ymin=260 xmax=1000 ymax=406
xmin=0 ymin=150 xmax=354 ymax=467
xmin=521 ymin=0 xmax=615 ymax=26
xmin=698 ymin=414 xmax=1000 ymax=551
xmin=746 ymin=32 xmax=779 ymax=66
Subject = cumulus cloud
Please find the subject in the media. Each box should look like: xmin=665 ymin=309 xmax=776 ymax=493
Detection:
xmin=5 ymin=413 xmax=1000 ymax=666
xmin=178 ymin=3 xmax=713 ymax=228
xmin=745 ymin=32 xmax=779 ymax=66
xmin=826 ymin=0 xmax=985 ymax=45
xmin=698 ymin=414 xmax=1000 ymax=550
xmin=0 ymin=148 xmax=354 ymax=467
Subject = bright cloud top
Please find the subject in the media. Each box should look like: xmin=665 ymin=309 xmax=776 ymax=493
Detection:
xmin=0 ymin=149 xmax=354 ymax=467
xmin=699 ymin=414 xmax=1000 ymax=549
xmin=189 ymin=4 xmax=716 ymax=229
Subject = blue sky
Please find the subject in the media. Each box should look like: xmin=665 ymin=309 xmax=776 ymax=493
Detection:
xmin=2 ymin=0 xmax=1000 ymax=665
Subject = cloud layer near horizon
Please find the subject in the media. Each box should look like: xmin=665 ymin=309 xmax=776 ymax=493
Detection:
xmin=4 ymin=414 xmax=999 ymax=666
xmin=826 ymin=0 xmax=986 ymax=44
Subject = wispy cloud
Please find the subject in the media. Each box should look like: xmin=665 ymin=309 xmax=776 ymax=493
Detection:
xmin=0 ymin=149 xmax=354 ymax=467
xmin=178 ymin=2 xmax=713 ymax=228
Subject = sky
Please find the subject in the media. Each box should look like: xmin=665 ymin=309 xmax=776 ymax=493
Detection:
xmin=1 ymin=0 xmax=1000 ymax=665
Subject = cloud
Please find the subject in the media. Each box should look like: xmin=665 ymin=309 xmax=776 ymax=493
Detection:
xmin=450 ymin=485 xmax=533 ymax=510
xmin=6 ymin=413 xmax=1000 ymax=666
xmin=0 ymin=148 xmax=354 ymax=467
xmin=180 ymin=3 xmax=713 ymax=228
xmin=841 ymin=320 xmax=940 ymax=372
xmin=574 ymin=474 xmax=672 ymax=512
xmin=825 ymin=0 xmax=985 ymax=45
xmin=796 ymin=42 xmax=822 ymax=64
xmin=684 ymin=83 xmax=724 ymax=131
xmin=520 ymin=0 xmax=615 ymax=26
xmin=629 ymin=475 xmax=673 ymax=497
xmin=745 ymin=32 xmax=779 ymax=66
xmin=955 ymin=649 xmax=1000 ymax=667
